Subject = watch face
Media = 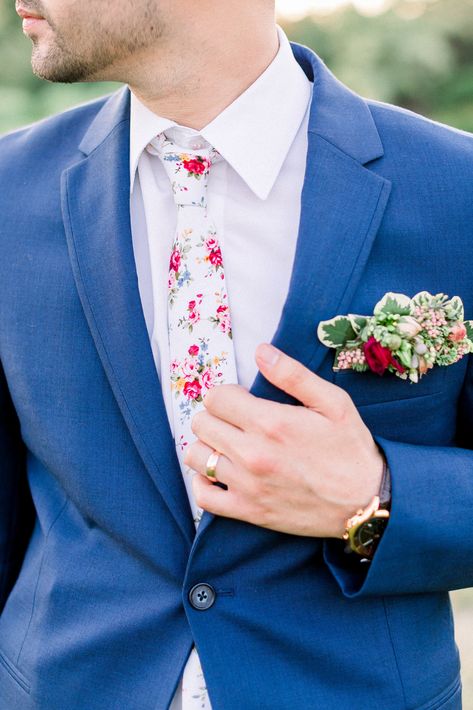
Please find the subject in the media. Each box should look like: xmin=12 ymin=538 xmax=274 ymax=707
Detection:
xmin=354 ymin=518 xmax=388 ymax=557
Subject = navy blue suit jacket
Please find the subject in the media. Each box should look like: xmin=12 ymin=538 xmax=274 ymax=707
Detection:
xmin=0 ymin=41 xmax=472 ymax=709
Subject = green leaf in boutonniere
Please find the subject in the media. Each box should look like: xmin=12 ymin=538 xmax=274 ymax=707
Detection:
xmin=374 ymin=292 xmax=411 ymax=317
xmin=348 ymin=315 xmax=368 ymax=333
xmin=318 ymin=313 xmax=367 ymax=348
xmin=317 ymin=316 xmax=357 ymax=349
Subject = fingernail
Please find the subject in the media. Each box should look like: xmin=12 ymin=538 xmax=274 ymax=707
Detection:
xmin=257 ymin=343 xmax=281 ymax=367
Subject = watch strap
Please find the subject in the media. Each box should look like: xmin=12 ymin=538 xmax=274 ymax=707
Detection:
xmin=342 ymin=457 xmax=391 ymax=560
xmin=379 ymin=459 xmax=391 ymax=508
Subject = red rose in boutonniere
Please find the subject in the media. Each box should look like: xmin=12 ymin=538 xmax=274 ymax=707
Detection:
xmin=363 ymin=336 xmax=405 ymax=376
xmin=318 ymin=291 xmax=473 ymax=383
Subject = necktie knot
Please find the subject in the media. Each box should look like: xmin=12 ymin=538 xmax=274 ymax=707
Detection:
xmin=153 ymin=132 xmax=217 ymax=208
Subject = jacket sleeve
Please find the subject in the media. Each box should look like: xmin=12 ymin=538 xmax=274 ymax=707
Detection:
xmin=323 ymin=354 xmax=473 ymax=597
xmin=0 ymin=360 xmax=34 ymax=613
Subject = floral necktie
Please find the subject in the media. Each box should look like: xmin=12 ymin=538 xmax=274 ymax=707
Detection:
xmin=155 ymin=131 xmax=238 ymax=710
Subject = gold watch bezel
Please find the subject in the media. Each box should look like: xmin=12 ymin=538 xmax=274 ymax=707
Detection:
xmin=343 ymin=495 xmax=390 ymax=557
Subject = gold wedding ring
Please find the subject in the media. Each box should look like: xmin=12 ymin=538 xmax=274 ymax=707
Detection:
xmin=205 ymin=450 xmax=220 ymax=481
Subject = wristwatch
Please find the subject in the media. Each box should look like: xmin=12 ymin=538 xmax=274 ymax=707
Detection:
xmin=343 ymin=460 xmax=391 ymax=560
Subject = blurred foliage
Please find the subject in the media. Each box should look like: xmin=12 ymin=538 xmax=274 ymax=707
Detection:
xmin=281 ymin=0 xmax=473 ymax=131
xmin=0 ymin=0 xmax=472 ymax=132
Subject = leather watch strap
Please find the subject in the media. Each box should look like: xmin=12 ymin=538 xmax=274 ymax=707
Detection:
xmin=379 ymin=459 xmax=392 ymax=508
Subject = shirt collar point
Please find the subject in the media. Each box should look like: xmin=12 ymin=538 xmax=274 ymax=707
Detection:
xmin=246 ymin=177 xmax=276 ymax=201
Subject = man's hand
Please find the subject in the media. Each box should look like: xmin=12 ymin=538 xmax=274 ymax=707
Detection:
xmin=184 ymin=343 xmax=384 ymax=538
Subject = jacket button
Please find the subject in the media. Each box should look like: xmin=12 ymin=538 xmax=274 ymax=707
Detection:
xmin=188 ymin=583 xmax=216 ymax=610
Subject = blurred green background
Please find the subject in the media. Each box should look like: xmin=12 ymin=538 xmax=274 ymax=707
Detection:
xmin=1 ymin=0 xmax=472 ymax=704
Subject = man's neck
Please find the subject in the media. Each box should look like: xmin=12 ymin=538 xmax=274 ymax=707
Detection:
xmin=125 ymin=20 xmax=279 ymax=130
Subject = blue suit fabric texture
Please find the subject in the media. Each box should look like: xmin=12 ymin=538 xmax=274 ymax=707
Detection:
xmin=0 ymin=40 xmax=471 ymax=710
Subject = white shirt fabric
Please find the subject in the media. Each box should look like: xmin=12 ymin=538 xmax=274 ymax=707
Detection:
xmin=129 ymin=24 xmax=313 ymax=709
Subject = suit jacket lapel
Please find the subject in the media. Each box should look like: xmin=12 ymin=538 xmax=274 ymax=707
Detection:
xmin=61 ymin=89 xmax=195 ymax=546
xmin=249 ymin=131 xmax=392 ymax=406
xmin=250 ymin=44 xmax=393 ymax=406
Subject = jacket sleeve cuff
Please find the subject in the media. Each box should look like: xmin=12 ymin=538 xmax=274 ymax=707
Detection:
xmin=323 ymin=436 xmax=473 ymax=597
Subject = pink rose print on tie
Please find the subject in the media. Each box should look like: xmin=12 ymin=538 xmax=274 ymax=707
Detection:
xmin=163 ymin=150 xmax=211 ymax=179
xmin=178 ymin=295 xmax=204 ymax=333
xmin=170 ymin=249 xmax=181 ymax=272
xmin=183 ymin=380 xmax=202 ymax=400
xmin=201 ymin=368 xmax=216 ymax=389
xmin=197 ymin=228 xmax=226 ymax=277
xmin=170 ymin=338 xmax=229 ymax=422
xmin=182 ymin=156 xmax=211 ymax=177
xmin=208 ymin=247 xmax=223 ymax=267
xmin=215 ymin=305 xmax=232 ymax=335
xmin=168 ymin=230 xmax=194 ymax=306
xmin=209 ymin=291 xmax=233 ymax=339
xmin=205 ymin=237 xmax=218 ymax=251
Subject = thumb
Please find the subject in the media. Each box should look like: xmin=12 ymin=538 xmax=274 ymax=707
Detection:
xmin=255 ymin=343 xmax=349 ymax=418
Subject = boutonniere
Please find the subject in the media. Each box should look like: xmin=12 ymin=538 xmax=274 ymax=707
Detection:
xmin=317 ymin=292 xmax=473 ymax=383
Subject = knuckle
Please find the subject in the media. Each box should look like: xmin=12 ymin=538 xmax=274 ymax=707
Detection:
xmin=261 ymin=413 xmax=287 ymax=440
xmin=244 ymin=448 xmax=275 ymax=475
xmin=331 ymin=388 xmax=352 ymax=421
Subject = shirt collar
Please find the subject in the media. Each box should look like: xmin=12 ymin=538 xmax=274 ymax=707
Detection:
xmin=129 ymin=25 xmax=313 ymax=199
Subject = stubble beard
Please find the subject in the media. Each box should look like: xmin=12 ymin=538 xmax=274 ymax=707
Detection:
xmin=31 ymin=32 xmax=99 ymax=83
xmin=29 ymin=3 xmax=164 ymax=83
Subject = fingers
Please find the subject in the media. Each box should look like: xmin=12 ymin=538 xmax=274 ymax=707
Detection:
xmin=255 ymin=343 xmax=352 ymax=420
xmin=203 ymin=383 xmax=277 ymax=432
xmin=185 ymin=438 xmax=234 ymax=486
xmin=190 ymin=409 xmax=246 ymax=458
xmin=192 ymin=473 xmax=250 ymax=521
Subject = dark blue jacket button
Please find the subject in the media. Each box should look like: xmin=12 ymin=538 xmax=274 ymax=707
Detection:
xmin=189 ymin=583 xmax=216 ymax=610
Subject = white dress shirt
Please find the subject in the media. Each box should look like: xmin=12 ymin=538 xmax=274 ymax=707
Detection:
xmin=129 ymin=24 xmax=313 ymax=709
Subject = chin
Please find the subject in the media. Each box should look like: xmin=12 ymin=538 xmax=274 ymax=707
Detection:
xmin=31 ymin=48 xmax=90 ymax=83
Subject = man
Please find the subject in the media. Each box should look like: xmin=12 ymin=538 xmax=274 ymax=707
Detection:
xmin=0 ymin=0 xmax=471 ymax=707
